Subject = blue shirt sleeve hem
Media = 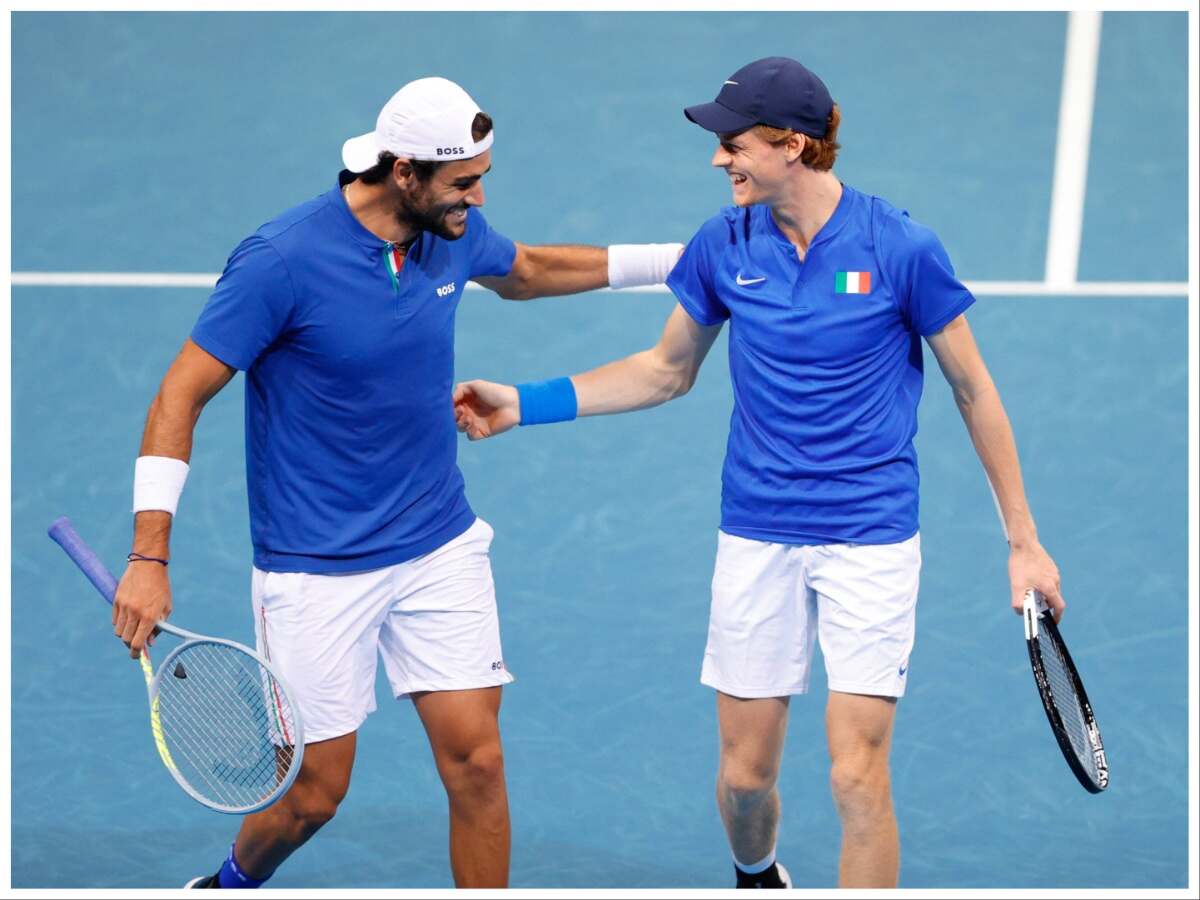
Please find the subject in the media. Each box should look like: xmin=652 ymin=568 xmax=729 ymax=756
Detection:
xmin=668 ymin=275 xmax=728 ymax=326
xmin=919 ymin=291 xmax=976 ymax=336
xmin=190 ymin=328 xmax=253 ymax=370
xmin=472 ymin=234 xmax=516 ymax=278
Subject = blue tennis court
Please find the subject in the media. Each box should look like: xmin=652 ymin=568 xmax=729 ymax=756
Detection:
xmin=8 ymin=11 xmax=1193 ymax=889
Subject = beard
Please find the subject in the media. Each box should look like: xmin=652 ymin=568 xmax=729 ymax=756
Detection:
xmin=395 ymin=186 xmax=467 ymax=241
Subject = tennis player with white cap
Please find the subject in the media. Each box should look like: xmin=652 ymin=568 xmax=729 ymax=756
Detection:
xmin=111 ymin=76 xmax=681 ymax=889
xmin=452 ymin=56 xmax=1065 ymax=888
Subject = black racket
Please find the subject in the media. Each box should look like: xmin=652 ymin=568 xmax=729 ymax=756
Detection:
xmin=1023 ymin=588 xmax=1109 ymax=793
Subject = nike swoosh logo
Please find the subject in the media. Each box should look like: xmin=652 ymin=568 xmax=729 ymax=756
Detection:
xmin=736 ymin=274 xmax=767 ymax=286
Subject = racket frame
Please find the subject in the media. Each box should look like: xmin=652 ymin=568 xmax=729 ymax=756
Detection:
xmin=48 ymin=516 xmax=306 ymax=814
xmin=1023 ymin=589 xmax=1109 ymax=793
xmin=143 ymin=624 xmax=306 ymax=814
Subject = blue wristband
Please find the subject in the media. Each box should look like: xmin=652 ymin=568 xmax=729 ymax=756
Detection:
xmin=516 ymin=377 xmax=578 ymax=426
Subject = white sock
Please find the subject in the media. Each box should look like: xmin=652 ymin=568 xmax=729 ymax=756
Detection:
xmin=734 ymin=847 xmax=776 ymax=874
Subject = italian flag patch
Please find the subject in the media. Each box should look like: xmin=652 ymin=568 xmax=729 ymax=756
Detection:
xmin=835 ymin=271 xmax=871 ymax=294
xmin=383 ymin=244 xmax=405 ymax=293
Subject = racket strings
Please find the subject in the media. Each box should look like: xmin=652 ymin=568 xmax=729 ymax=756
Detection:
xmin=154 ymin=642 xmax=299 ymax=810
xmin=1038 ymin=628 xmax=1099 ymax=781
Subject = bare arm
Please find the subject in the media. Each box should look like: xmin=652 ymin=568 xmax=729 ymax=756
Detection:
xmin=475 ymin=243 xmax=608 ymax=300
xmin=115 ymin=339 xmax=236 ymax=657
xmin=453 ymin=304 xmax=723 ymax=439
xmin=573 ymin=304 xmax=723 ymax=414
xmin=925 ymin=314 xmax=1065 ymax=620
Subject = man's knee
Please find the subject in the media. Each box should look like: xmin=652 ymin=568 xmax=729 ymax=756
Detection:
xmin=718 ymin=757 xmax=778 ymax=811
xmin=829 ymin=753 xmax=890 ymax=821
xmin=279 ymin=783 xmax=344 ymax=838
xmin=439 ymin=741 xmax=506 ymax=796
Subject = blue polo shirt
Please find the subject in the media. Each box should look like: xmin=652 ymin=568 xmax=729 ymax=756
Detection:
xmin=666 ymin=184 xmax=975 ymax=545
xmin=191 ymin=175 xmax=516 ymax=573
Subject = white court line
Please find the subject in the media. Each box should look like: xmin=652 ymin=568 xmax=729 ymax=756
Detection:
xmin=8 ymin=272 xmax=1190 ymax=296
xmin=1045 ymin=10 xmax=1103 ymax=288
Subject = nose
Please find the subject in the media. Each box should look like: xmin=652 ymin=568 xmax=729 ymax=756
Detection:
xmin=711 ymin=145 xmax=732 ymax=168
xmin=466 ymin=181 xmax=485 ymax=207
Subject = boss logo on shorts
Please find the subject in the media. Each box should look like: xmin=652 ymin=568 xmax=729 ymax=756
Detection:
xmin=436 ymin=146 xmax=466 ymax=156
xmin=436 ymin=282 xmax=457 ymax=298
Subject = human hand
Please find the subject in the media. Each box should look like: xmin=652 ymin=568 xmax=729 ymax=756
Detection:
xmin=453 ymin=380 xmax=521 ymax=441
xmin=113 ymin=560 xmax=172 ymax=658
xmin=1008 ymin=542 xmax=1064 ymax=623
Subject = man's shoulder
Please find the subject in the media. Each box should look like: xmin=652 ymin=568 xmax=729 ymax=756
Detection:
xmin=856 ymin=189 xmax=940 ymax=251
xmin=252 ymin=190 xmax=337 ymax=251
xmin=690 ymin=205 xmax=750 ymax=250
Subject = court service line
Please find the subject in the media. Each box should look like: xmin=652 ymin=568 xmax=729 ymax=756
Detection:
xmin=8 ymin=272 xmax=1190 ymax=297
xmin=1044 ymin=10 xmax=1103 ymax=288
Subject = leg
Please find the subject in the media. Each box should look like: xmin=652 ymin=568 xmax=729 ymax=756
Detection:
xmin=715 ymin=691 xmax=790 ymax=867
xmin=825 ymin=691 xmax=898 ymax=888
xmin=232 ymin=731 xmax=358 ymax=878
xmin=414 ymin=686 xmax=510 ymax=888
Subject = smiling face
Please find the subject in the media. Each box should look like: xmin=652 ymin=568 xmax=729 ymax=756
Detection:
xmin=397 ymin=150 xmax=492 ymax=240
xmin=710 ymin=128 xmax=803 ymax=208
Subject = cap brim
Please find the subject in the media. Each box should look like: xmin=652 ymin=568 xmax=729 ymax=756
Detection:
xmin=342 ymin=132 xmax=382 ymax=173
xmin=683 ymin=101 xmax=757 ymax=134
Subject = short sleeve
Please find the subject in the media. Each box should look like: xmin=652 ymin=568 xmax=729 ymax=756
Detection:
xmin=879 ymin=213 xmax=975 ymax=336
xmin=191 ymin=236 xmax=296 ymax=370
xmin=666 ymin=215 xmax=731 ymax=326
xmin=465 ymin=207 xmax=517 ymax=279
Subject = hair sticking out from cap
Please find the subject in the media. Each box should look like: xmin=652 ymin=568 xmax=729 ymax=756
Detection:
xmin=754 ymin=104 xmax=841 ymax=171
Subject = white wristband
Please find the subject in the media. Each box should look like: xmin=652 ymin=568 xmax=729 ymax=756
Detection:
xmin=133 ymin=456 xmax=190 ymax=516
xmin=607 ymin=243 xmax=685 ymax=289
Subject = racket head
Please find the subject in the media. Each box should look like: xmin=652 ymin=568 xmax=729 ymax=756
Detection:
xmin=1023 ymin=591 xmax=1109 ymax=793
xmin=148 ymin=637 xmax=305 ymax=814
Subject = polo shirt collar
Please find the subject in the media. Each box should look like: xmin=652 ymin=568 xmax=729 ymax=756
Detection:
xmin=765 ymin=182 xmax=856 ymax=251
xmin=332 ymin=170 xmax=390 ymax=250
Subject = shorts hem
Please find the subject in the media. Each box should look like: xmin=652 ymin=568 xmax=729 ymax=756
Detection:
xmin=393 ymin=673 xmax=515 ymax=701
xmin=302 ymin=715 xmax=370 ymax=745
xmin=701 ymin=675 xmax=810 ymax=699
xmin=827 ymin=679 xmax=906 ymax=699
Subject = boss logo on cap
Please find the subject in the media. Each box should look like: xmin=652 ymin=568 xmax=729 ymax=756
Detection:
xmin=436 ymin=146 xmax=466 ymax=156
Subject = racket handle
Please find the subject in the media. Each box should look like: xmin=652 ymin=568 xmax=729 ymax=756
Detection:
xmin=47 ymin=516 xmax=119 ymax=605
xmin=1024 ymin=588 xmax=1049 ymax=615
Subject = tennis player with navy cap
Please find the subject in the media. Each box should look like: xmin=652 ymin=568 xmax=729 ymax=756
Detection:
xmin=453 ymin=57 xmax=1066 ymax=888
xmin=111 ymin=75 xmax=682 ymax=890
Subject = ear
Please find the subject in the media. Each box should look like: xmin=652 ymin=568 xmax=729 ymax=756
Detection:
xmin=392 ymin=157 xmax=416 ymax=188
xmin=784 ymin=132 xmax=807 ymax=164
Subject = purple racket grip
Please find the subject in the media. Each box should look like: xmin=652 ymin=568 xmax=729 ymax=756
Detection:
xmin=47 ymin=517 xmax=119 ymax=605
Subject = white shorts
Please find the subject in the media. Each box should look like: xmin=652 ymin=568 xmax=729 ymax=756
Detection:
xmin=701 ymin=530 xmax=921 ymax=699
xmin=251 ymin=517 xmax=514 ymax=743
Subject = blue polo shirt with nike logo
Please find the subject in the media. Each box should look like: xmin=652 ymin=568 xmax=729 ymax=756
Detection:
xmin=191 ymin=173 xmax=516 ymax=573
xmin=666 ymin=184 xmax=975 ymax=545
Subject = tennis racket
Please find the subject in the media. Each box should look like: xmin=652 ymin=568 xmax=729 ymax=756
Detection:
xmin=48 ymin=516 xmax=305 ymax=814
xmin=1023 ymin=588 xmax=1109 ymax=793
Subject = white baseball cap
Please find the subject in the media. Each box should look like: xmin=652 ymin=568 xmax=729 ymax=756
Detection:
xmin=342 ymin=77 xmax=494 ymax=172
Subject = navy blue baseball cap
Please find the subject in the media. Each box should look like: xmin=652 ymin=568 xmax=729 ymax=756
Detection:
xmin=684 ymin=57 xmax=834 ymax=137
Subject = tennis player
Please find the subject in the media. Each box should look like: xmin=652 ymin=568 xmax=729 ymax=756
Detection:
xmin=111 ymin=76 xmax=682 ymax=890
xmin=452 ymin=57 xmax=1066 ymax=888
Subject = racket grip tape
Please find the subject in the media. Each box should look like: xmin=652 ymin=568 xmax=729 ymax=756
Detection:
xmin=47 ymin=516 xmax=119 ymax=605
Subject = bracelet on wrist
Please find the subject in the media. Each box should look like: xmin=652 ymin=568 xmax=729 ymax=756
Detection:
xmin=127 ymin=552 xmax=169 ymax=567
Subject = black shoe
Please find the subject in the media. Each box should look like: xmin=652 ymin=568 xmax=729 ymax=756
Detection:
xmin=183 ymin=873 xmax=220 ymax=888
xmin=735 ymin=862 xmax=791 ymax=888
